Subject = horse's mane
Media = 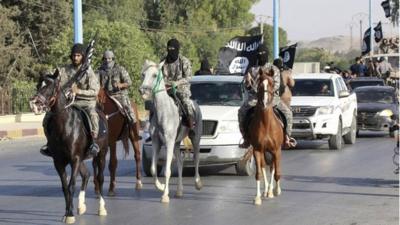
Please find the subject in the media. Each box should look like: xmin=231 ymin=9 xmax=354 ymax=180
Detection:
xmin=141 ymin=60 xmax=158 ymax=74
xmin=257 ymin=68 xmax=274 ymax=104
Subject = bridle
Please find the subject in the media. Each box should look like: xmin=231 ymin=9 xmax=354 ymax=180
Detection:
xmin=140 ymin=64 xmax=166 ymax=96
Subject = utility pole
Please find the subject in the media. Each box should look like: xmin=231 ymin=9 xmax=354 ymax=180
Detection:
xmin=273 ymin=0 xmax=279 ymax=59
xmin=73 ymin=0 xmax=83 ymax=43
xmin=369 ymin=0 xmax=373 ymax=56
xmin=256 ymin=15 xmax=272 ymax=44
xmin=346 ymin=23 xmax=355 ymax=50
xmin=352 ymin=12 xmax=368 ymax=50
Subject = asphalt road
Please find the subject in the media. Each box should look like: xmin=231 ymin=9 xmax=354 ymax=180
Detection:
xmin=0 ymin=133 xmax=398 ymax=225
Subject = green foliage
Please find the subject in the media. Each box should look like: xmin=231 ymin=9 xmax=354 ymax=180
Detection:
xmin=11 ymin=80 xmax=36 ymax=114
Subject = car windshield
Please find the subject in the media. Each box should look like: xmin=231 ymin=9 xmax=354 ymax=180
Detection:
xmin=191 ymin=82 xmax=243 ymax=106
xmin=349 ymin=81 xmax=384 ymax=89
xmin=355 ymin=91 xmax=394 ymax=104
xmin=292 ymin=79 xmax=334 ymax=96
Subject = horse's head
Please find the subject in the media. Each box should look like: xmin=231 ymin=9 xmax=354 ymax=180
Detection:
xmin=257 ymin=67 xmax=275 ymax=107
xmin=30 ymin=69 xmax=61 ymax=114
xmin=139 ymin=60 xmax=165 ymax=100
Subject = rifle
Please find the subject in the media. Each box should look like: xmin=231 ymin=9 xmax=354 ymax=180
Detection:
xmin=63 ymin=31 xmax=99 ymax=91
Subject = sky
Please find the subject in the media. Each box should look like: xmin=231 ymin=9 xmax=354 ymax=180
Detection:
xmin=250 ymin=0 xmax=396 ymax=42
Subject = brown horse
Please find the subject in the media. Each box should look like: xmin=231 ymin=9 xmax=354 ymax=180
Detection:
xmin=248 ymin=68 xmax=284 ymax=205
xmin=97 ymin=88 xmax=142 ymax=195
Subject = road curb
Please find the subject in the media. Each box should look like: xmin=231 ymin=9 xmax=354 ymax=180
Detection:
xmin=0 ymin=128 xmax=44 ymax=139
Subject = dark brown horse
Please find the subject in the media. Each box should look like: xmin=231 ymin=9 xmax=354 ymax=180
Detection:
xmin=248 ymin=68 xmax=284 ymax=205
xmin=30 ymin=70 xmax=108 ymax=223
xmin=97 ymin=88 xmax=142 ymax=195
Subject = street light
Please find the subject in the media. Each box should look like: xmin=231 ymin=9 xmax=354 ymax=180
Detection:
xmin=352 ymin=12 xmax=368 ymax=49
xmin=256 ymin=15 xmax=272 ymax=43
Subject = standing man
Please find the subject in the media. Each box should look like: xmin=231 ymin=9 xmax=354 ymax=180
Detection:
xmin=98 ymin=50 xmax=137 ymax=125
xmin=350 ymin=57 xmax=367 ymax=77
xmin=161 ymin=38 xmax=194 ymax=129
xmin=376 ymin=57 xmax=393 ymax=82
xmin=238 ymin=44 xmax=295 ymax=148
xmin=40 ymin=43 xmax=100 ymax=157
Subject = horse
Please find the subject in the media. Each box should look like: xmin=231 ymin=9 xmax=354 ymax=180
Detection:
xmin=97 ymin=88 xmax=143 ymax=195
xmin=139 ymin=60 xmax=203 ymax=203
xmin=248 ymin=68 xmax=284 ymax=205
xmin=30 ymin=70 xmax=108 ymax=223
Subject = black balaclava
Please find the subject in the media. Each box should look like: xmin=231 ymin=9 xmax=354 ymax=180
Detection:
xmin=200 ymin=58 xmax=211 ymax=71
xmin=166 ymin=38 xmax=180 ymax=63
xmin=257 ymin=44 xmax=269 ymax=66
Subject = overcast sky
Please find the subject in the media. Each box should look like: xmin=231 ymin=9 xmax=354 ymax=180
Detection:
xmin=250 ymin=0 xmax=395 ymax=42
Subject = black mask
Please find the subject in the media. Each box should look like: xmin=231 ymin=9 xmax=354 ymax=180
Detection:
xmin=257 ymin=44 xmax=269 ymax=66
xmin=166 ymin=39 xmax=180 ymax=63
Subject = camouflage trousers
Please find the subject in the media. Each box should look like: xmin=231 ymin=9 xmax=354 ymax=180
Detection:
xmin=112 ymin=94 xmax=137 ymax=123
xmin=238 ymin=99 xmax=293 ymax=136
xmin=42 ymin=100 xmax=99 ymax=137
xmin=176 ymin=89 xmax=193 ymax=118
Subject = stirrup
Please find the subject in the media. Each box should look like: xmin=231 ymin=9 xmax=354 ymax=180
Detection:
xmin=285 ymin=137 xmax=297 ymax=148
xmin=89 ymin=143 xmax=100 ymax=157
xmin=40 ymin=145 xmax=52 ymax=157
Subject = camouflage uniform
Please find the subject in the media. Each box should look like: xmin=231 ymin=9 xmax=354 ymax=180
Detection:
xmin=43 ymin=64 xmax=100 ymax=137
xmin=238 ymin=63 xmax=293 ymax=136
xmin=162 ymin=55 xmax=193 ymax=118
xmin=98 ymin=64 xmax=136 ymax=123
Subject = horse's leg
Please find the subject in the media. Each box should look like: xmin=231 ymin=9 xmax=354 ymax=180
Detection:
xmin=108 ymin=142 xmax=117 ymax=196
xmin=253 ymin=150 xmax=263 ymax=205
xmin=77 ymin=162 xmax=90 ymax=215
xmin=129 ymin=128 xmax=143 ymax=189
xmin=53 ymin=160 xmax=74 ymax=223
xmin=173 ymin=143 xmax=183 ymax=197
xmin=191 ymin=134 xmax=202 ymax=190
xmin=261 ymin=152 xmax=270 ymax=198
xmin=151 ymin=137 xmax=164 ymax=191
xmin=95 ymin=153 xmax=108 ymax=216
xmin=273 ymin=148 xmax=282 ymax=196
xmin=267 ymin=158 xmax=275 ymax=198
xmin=62 ymin=158 xmax=80 ymax=223
xmin=161 ymin=140 xmax=174 ymax=203
xmin=92 ymin=158 xmax=99 ymax=196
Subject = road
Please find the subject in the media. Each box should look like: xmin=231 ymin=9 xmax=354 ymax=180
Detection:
xmin=0 ymin=133 xmax=398 ymax=225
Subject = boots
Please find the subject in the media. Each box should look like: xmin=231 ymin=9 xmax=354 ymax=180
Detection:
xmin=89 ymin=132 xmax=100 ymax=157
xmin=238 ymin=126 xmax=250 ymax=148
xmin=284 ymin=135 xmax=297 ymax=148
xmin=40 ymin=144 xmax=52 ymax=157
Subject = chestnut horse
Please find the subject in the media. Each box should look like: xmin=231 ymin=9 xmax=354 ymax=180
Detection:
xmin=248 ymin=68 xmax=284 ymax=205
xmin=97 ymin=88 xmax=142 ymax=195
xmin=30 ymin=71 xmax=108 ymax=223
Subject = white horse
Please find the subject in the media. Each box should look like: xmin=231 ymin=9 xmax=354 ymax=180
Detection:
xmin=139 ymin=60 xmax=203 ymax=203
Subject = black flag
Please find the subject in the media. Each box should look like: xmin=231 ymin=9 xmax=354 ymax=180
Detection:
xmin=279 ymin=43 xmax=297 ymax=69
xmin=381 ymin=0 xmax=391 ymax=18
xmin=374 ymin=22 xmax=383 ymax=43
xmin=361 ymin=28 xmax=371 ymax=55
xmin=215 ymin=35 xmax=262 ymax=75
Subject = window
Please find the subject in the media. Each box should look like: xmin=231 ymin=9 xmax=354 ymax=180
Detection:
xmin=191 ymin=82 xmax=243 ymax=106
xmin=292 ymin=79 xmax=334 ymax=97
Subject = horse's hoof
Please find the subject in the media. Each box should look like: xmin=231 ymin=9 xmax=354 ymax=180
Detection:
xmin=267 ymin=191 xmax=274 ymax=198
xmin=62 ymin=216 xmax=75 ymax=224
xmin=161 ymin=195 xmax=170 ymax=203
xmin=195 ymin=180 xmax=203 ymax=190
xmin=108 ymin=190 xmax=116 ymax=197
xmin=135 ymin=181 xmax=143 ymax=190
xmin=254 ymin=197 xmax=262 ymax=205
xmin=175 ymin=190 xmax=183 ymax=198
xmin=262 ymin=192 xmax=268 ymax=198
xmin=274 ymin=188 xmax=281 ymax=196
xmin=77 ymin=204 xmax=87 ymax=215
xmin=98 ymin=208 xmax=107 ymax=216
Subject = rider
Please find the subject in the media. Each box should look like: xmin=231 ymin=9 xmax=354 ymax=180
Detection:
xmin=238 ymin=44 xmax=295 ymax=148
xmin=40 ymin=43 xmax=100 ymax=157
xmin=98 ymin=50 xmax=137 ymax=125
xmin=161 ymin=38 xmax=194 ymax=129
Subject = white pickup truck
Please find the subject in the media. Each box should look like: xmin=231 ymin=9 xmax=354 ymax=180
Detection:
xmin=291 ymin=73 xmax=358 ymax=150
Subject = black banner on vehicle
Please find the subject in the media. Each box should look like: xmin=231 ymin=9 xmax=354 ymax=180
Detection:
xmin=215 ymin=35 xmax=262 ymax=75
xmin=361 ymin=27 xmax=371 ymax=56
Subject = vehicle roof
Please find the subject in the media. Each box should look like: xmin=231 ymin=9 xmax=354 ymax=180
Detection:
xmin=353 ymin=86 xmax=395 ymax=92
xmin=190 ymin=75 xmax=243 ymax=83
xmin=293 ymin=73 xmax=341 ymax=80
xmin=348 ymin=77 xmax=385 ymax=82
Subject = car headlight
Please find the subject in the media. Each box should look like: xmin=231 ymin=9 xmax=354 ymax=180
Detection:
xmin=316 ymin=106 xmax=334 ymax=115
xmin=379 ymin=109 xmax=393 ymax=117
xmin=218 ymin=121 xmax=239 ymax=133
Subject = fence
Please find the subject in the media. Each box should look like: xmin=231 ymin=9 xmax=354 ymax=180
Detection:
xmin=0 ymin=82 xmax=36 ymax=115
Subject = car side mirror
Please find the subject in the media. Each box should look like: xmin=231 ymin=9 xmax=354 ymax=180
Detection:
xmin=339 ymin=90 xmax=350 ymax=98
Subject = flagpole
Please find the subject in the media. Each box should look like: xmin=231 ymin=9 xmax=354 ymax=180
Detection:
xmin=73 ymin=0 xmax=83 ymax=44
xmin=273 ymin=0 xmax=279 ymax=59
xmin=369 ymin=0 xmax=373 ymax=56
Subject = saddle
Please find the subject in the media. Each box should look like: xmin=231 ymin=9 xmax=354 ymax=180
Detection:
xmin=108 ymin=95 xmax=133 ymax=122
xmin=72 ymin=105 xmax=107 ymax=139
xmin=243 ymin=106 xmax=287 ymax=135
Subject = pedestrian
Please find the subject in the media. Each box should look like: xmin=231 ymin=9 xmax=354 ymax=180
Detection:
xmin=194 ymin=58 xmax=213 ymax=75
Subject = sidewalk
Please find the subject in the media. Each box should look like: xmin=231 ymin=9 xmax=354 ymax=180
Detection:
xmin=0 ymin=113 xmax=44 ymax=140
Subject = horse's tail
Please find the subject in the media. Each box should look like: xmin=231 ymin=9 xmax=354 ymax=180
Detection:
xmin=122 ymin=137 xmax=130 ymax=159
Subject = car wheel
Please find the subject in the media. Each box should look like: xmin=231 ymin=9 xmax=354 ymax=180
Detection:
xmin=344 ymin=115 xmax=356 ymax=144
xmin=329 ymin=120 xmax=343 ymax=150
xmin=236 ymin=155 xmax=256 ymax=176
xmin=142 ymin=146 xmax=162 ymax=177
